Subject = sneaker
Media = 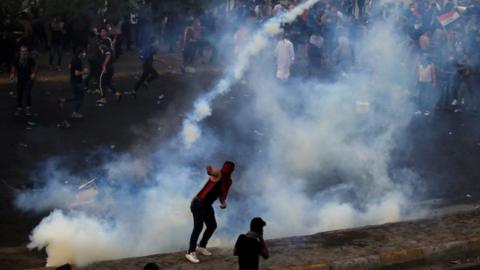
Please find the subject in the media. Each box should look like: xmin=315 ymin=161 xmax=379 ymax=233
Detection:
xmin=451 ymin=99 xmax=458 ymax=106
xmin=185 ymin=252 xmax=200 ymax=263
xmin=196 ymin=246 xmax=212 ymax=256
xmin=454 ymin=108 xmax=462 ymax=113
xmin=96 ymin=97 xmax=107 ymax=104
xmin=72 ymin=112 xmax=83 ymax=119
xmin=415 ymin=110 xmax=422 ymax=115
xmin=423 ymin=110 xmax=430 ymax=116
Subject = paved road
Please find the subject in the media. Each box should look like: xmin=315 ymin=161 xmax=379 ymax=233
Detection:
xmin=1 ymin=49 xmax=480 ymax=269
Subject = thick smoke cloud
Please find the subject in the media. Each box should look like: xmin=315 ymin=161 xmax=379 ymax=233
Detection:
xmin=17 ymin=1 xmax=425 ymax=267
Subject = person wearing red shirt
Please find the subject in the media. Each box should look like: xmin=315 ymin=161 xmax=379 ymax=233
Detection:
xmin=185 ymin=161 xmax=235 ymax=264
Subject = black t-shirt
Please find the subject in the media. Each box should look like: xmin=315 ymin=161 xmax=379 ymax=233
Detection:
xmin=70 ymin=56 xmax=83 ymax=83
xmin=15 ymin=57 xmax=36 ymax=81
xmin=235 ymin=234 xmax=262 ymax=270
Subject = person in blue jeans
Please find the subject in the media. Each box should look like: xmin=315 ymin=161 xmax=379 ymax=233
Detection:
xmin=58 ymin=47 xmax=88 ymax=118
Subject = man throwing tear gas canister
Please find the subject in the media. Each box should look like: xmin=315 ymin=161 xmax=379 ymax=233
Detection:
xmin=185 ymin=161 xmax=235 ymax=264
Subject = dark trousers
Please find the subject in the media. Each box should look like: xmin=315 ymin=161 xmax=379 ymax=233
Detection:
xmin=17 ymin=79 xmax=33 ymax=108
xmin=100 ymin=67 xmax=116 ymax=97
xmin=66 ymin=82 xmax=85 ymax=112
xmin=49 ymin=43 xmax=63 ymax=66
xmin=86 ymin=60 xmax=100 ymax=89
xmin=417 ymin=82 xmax=432 ymax=110
xmin=134 ymin=63 xmax=158 ymax=91
xmin=188 ymin=198 xmax=217 ymax=253
xmin=183 ymin=42 xmax=196 ymax=66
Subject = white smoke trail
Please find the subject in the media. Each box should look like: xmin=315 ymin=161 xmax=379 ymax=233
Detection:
xmin=182 ymin=0 xmax=321 ymax=147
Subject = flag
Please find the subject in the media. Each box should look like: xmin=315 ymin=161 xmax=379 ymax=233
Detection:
xmin=438 ymin=10 xmax=460 ymax=27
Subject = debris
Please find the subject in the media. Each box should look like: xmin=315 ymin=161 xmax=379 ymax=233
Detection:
xmin=57 ymin=120 xmax=71 ymax=129
xmin=78 ymin=178 xmax=96 ymax=190
xmin=448 ymin=259 xmax=461 ymax=265
xmin=356 ymin=101 xmax=370 ymax=113
xmin=253 ymin=130 xmax=264 ymax=137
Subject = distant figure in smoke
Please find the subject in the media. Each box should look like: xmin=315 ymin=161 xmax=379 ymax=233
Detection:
xmin=131 ymin=37 xmax=159 ymax=98
xmin=10 ymin=46 xmax=37 ymax=117
xmin=415 ymin=54 xmax=436 ymax=116
xmin=58 ymin=47 xmax=88 ymax=119
xmin=185 ymin=161 xmax=235 ymax=264
xmin=275 ymin=31 xmax=295 ymax=80
xmin=234 ymin=217 xmax=269 ymax=270
xmin=97 ymin=27 xmax=122 ymax=105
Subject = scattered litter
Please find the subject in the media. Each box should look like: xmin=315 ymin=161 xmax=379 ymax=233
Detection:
xmin=449 ymin=260 xmax=461 ymax=265
xmin=158 ymin=94 xmax=164 ymax=100
xmin=253 ymin=130 xmax=264 ymax=137
xmin=78 ymin=178 xmax=96 ymax=190
xmin=184 ymin=66 xmax=196 ymax=73
xmin=57 ymin=120 xmax=71 ymax=129
xmin=466 ymin=194 xmax=472 ymax=198
xmin=355 ymin=101 xmax=370 ymax=113
xmin=110 ymin=144 xmax=116 ymax=149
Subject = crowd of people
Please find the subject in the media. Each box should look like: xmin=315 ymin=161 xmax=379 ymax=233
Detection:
xmin=1 ymin=0 xmax=480 ymax=120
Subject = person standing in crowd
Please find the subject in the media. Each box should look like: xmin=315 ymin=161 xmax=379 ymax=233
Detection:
xmin=275 ymin=31 xmax=295 ymax=81
xmin=97 ymin=33 xmax=121 ymax=105
xmin=451 ymin=54 xmax=475 ymax=112
xmin=10 ymin=46 xmax=37 ymax=116
xmin=416 ymin=54 xmax=436 ymax=116
xmin=131 ymin=37 xmax=159 ymax=98
xmin=58 ymin=47 xmax=88 ymax=119
xmin=48 ymin=16 xmax=65 ymax=71
xmin=234 ymin=217 xmax=269 ymax=270
xmin=186 ymin=161 xmax=235 ymax=264
xmin=85 ymin=28 xmax=101 ymax=92
xmin=182 ymin=20 xmax=196 ymax=71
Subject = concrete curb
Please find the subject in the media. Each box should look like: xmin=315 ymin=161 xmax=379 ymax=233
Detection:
xmin=274 ymin=237 xmax=480 ymax=270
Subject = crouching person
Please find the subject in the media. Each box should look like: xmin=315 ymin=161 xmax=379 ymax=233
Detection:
xmin=234 ymin=217 xmax=269 ymax=270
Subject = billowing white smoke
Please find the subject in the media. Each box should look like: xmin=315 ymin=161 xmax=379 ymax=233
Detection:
xmin=182 ymin=0 xmax=321 ymax=147
xmin=19 ymin=2 xmax=422 ymax=268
